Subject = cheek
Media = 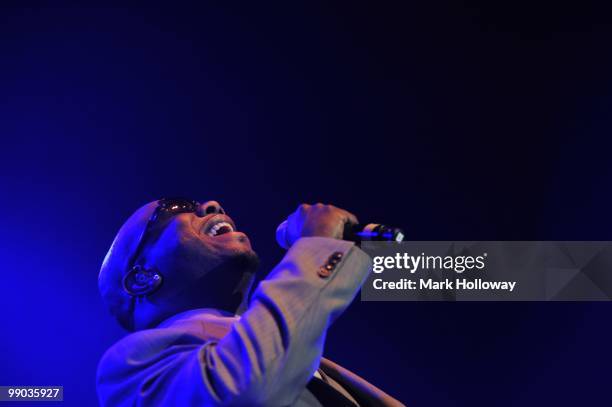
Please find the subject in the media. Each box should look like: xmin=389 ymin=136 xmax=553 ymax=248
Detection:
xmin=151 ymin=230 xmax=222 ymax=281
xmin=177 ymin=234 xmax=222 ymax=270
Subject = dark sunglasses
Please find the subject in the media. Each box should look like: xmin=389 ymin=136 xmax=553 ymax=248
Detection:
xmin=127 ymin=198 xmax=200 ymax=272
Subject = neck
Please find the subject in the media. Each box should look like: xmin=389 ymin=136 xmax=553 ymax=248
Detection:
xmin=133 ymin=253 xmax=259 ymax=330
xmin=133 ymin=271 xmax=255 ymax=330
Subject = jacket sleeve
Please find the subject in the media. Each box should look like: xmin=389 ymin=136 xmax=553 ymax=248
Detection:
xmin=97 ymin=237 xmax=373 ymax=406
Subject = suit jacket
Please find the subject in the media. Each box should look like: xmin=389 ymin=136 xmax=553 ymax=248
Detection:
xmin=97 ymin=237 xmax=405 ymax=406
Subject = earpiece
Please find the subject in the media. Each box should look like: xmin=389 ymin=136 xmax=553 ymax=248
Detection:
xmin=122 ymin=265 xmax=163 ymax=296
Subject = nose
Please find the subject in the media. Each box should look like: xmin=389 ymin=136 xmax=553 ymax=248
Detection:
xmin=198 ymin=200 xmax=225 ymax=216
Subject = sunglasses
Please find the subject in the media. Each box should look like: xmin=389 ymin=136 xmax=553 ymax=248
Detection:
xmin=127 ymin=198 xmax=200 ymax=272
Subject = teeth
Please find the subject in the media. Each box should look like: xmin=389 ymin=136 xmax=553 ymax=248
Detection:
xmin=207 ymin=222 xmax=234 ymax=237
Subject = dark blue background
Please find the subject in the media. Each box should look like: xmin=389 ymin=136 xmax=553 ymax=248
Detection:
xmin=1 ymin=2 xmax=612 ymax=406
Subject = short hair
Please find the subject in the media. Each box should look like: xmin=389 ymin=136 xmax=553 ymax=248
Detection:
xmin=98 ymin=201 xmax=158 ymax=331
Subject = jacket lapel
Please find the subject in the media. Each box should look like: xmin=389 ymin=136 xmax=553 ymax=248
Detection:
xmin=318 ymin=357 xmax=405 ymax=407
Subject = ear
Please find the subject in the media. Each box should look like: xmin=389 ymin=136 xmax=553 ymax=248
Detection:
xmin=122 ymin=265 xmax=163 ymax=296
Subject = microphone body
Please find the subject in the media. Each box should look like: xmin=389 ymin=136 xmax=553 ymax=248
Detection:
xmin=276 ymin=221 xmax=404 ymax=249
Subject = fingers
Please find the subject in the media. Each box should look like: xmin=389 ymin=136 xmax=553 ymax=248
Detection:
xmin=328 ymin=204 xmax=359 ymax=225
xmin=296 ymin=203 xmax=311 ymax=216
xmin=286 ymin=202 xmax=360 ymax=242
xmin=295 ymin=203 xmax=358 ymax=224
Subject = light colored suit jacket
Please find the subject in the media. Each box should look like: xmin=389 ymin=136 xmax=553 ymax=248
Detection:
xmin=97 ymin=237 xmax=404 ymax=406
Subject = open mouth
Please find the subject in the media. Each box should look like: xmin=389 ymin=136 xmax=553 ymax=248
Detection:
xmin=201 ymin=215 xmax=237 ymax=237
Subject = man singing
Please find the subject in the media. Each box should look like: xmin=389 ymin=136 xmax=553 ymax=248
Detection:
xmin=97 ymin=198 xmax=404 ymax=406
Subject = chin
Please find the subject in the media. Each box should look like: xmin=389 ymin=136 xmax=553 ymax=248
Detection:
xmin=220 ymin=232 xmax=255 ymax=254
xmin=195 ymin=231 xmax=260 ymax=275
xmin=225 ymin=248 xmax=260 ymax=274
xmin=211 ymin=231 xmax=250 ymax=249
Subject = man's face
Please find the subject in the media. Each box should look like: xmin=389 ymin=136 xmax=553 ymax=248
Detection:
xmin=143 ymin=200 xmax=259 ymax=305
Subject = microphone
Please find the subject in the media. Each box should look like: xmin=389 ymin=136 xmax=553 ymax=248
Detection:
xmin=275 ymin=220 xmax=405 ymax=249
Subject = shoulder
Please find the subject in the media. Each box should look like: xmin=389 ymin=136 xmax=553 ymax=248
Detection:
xmin=97 ymin=309 xmax=236 ymax=382
xmin=97 ymin=310 xmax=238 ymax=406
